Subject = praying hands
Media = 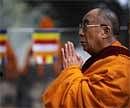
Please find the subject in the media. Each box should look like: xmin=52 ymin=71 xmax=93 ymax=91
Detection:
xmin=61 ymin=41 xmax=83 ymax=69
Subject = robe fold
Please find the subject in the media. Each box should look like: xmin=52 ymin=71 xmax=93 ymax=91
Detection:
xmin=41 ymin=41 xmax=130 ymax=108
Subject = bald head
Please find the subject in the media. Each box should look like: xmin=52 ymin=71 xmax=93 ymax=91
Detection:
xmin=83 ymin=8 xmax=119 ymax=36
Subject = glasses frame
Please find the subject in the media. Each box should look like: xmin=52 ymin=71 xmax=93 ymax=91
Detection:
xmin=79 ymin=23 xmax=111 ymax=32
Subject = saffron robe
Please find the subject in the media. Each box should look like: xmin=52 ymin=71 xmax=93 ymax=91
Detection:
xmin=42 ymin=41 xmax=130 ymax=108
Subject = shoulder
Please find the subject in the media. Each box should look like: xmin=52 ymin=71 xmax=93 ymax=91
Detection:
xmin=85 ymin=54 xmax=129 ymax=75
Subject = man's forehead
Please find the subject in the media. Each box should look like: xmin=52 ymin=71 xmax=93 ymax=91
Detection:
xmin=82 ymin=8 xmax=100 ymax=22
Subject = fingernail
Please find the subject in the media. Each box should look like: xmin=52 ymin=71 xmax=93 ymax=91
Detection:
xmin=70 ymin=42 xmax=73 ymax=46
xmin=70 ymin=42 xmax=72 ymax=45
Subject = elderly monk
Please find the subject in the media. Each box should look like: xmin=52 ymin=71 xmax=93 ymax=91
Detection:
xmin=41 ymin=8 xmax=130 ymax=108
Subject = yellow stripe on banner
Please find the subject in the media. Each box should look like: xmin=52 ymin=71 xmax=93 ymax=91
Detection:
xmin=32 ymin=32 xmax=60 ymax=40
xmin=0 ymin=34 xmax=8 ymax=41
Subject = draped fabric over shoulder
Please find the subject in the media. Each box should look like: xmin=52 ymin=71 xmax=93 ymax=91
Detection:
xmin=41 ymin=41 xmax=130 ymax=108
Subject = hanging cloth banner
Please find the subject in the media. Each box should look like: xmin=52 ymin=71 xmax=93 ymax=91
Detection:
xmin=0 ymin=30 xmax=7 ymax=57
xmin=32 ymin=31 xmax=61 ymax=64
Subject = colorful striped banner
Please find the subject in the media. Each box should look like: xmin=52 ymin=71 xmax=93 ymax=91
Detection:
xmin=32 ymin=32 xmax=61 ymax=64
xmin=0 ymin=33 xmax=7 ymax=54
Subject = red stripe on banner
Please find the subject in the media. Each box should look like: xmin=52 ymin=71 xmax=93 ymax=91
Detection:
xmin=0 ymin=41 xmax=6 ymax=45
xmin=33 ymin=40 xmax=58 ymax=44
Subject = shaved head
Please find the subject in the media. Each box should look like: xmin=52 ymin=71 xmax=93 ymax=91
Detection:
xmin=83 ymin=8 xmax=119 ymax=36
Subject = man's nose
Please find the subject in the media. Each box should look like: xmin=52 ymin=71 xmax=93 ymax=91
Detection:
xmin=79 ymin=28 xmax=84 ymax=37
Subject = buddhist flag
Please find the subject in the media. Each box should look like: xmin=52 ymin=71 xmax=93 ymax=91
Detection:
xmin=32 ymin=31 xmax=60 ymax=64
xmin=0 ymin=30 xmax=7 ymax=57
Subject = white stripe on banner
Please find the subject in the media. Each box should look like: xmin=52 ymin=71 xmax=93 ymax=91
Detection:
xmin=0 ymin=46 xmax=6 ymax=53
xmin=32 ymin=44 xmax=59 ymax=52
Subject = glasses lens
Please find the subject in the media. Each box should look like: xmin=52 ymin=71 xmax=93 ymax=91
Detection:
xmin=79 ymin=19 xmax=89 ymax=31
xmin=83 ymin=19 xmax=89 ymax=30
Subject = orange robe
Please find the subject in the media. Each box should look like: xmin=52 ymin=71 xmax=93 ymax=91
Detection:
xmin=41 ymin=41 xmax=130 ymax=108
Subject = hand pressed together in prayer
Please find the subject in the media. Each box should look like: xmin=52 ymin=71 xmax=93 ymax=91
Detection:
xmin=61 ymin=41 xmax=83 ymax=69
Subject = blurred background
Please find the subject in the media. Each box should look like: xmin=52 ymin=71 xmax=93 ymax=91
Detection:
xmin=0 ymin=0 xmax=130 ymax=108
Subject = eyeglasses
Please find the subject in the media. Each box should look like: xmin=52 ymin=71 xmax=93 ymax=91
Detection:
xmin=79 ymin=23 xmax=110 ymax=32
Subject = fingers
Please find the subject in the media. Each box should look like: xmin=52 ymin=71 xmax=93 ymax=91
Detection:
xmin=65 ymin=43 xmax=68 ymax=58
xmin=61 ymin=41 xmax=77 ymax=69
xmin=64 ymin=41 xmax=74 ymax=58
xmin=68 ymin=41 xmax=72 ymax=56
xmin=61 ymin=48 xmax=66 ymax=68
xmin=67 ymin=41 xmax=74 ymax=57
xmin=61 ymin=48 xmax=65 ymax=61
xmin=67 ymin=41 xmax=75 ymax=57
xmin=70 ymin=42 xmax=75 ymax=56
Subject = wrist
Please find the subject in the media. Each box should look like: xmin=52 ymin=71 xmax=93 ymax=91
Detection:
xmin=64 ymin=64 xmax=80 ymax=71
